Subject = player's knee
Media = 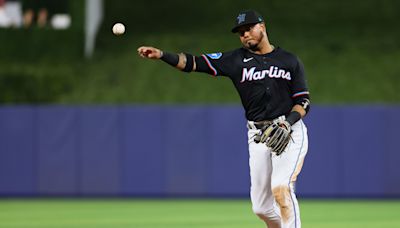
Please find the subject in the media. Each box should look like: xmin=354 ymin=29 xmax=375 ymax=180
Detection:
xmin=272 ymin=185 xmax=293 ymax=222
xmin=252 ymin=206 xmax=278 ymax=221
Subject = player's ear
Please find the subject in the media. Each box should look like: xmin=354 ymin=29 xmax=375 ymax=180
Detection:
xmin=259 ymin=22 xmax=266 ymax=31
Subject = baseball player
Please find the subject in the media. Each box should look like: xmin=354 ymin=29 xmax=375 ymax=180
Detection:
xmin=138 ymin=10 xmax=310 ymax=228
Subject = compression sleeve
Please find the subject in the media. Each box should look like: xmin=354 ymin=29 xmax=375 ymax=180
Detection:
xmin=291 ymin=58 xmax=311 ymax=113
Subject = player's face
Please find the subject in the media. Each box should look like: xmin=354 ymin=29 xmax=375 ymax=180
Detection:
xmin=237 ymin=23 xmax=265 ymax=51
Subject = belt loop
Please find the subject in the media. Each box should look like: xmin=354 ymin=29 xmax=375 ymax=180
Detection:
xmin=247 ymin=121 xmax=257 ymax=130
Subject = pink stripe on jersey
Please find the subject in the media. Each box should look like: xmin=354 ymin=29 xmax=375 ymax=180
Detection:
xmin=292 ymin=91 xmax=309 ymax=98
xmin=201 ymin=55 xmax=217 ymax=76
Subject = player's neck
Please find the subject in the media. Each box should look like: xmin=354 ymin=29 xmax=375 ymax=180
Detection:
xmin=249 ymin=39 xmax=274 ymax=55
xmin=262 ymin=44 xmax=275 ymax=54
xmin=258 ymin=40 xmax=274 ymax=54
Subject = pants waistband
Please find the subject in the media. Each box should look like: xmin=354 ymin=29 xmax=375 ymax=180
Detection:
xmin=247 ymin=120 xmax=273 ymax=130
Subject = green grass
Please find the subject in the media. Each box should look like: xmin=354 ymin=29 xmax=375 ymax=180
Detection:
xmin=1 ymin=199 xmax=399 ymax=228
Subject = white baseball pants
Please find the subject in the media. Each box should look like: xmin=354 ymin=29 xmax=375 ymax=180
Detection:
xmin=247 ymin=120 xmax=308 ymax=228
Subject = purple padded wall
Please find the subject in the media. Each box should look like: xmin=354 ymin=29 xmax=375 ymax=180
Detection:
xmin=0 ymin=105 xmax=399 ymax=197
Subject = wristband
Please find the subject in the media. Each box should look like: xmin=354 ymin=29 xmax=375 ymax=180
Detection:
xmin=160 ymin=51 xmax=179 ymax=66
xmin=183 ymin=53 xmax=194 ymax=72
xmin=286 ymin=111 xmax=301 ymax=126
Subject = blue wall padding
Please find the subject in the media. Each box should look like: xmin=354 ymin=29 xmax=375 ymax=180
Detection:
xmin=36 ymin=107 xmax=78 ymax=194
xmin=0 ymin=107 xmax=36 ymax=194
xmin=0 ymin=105 xmax=399 ymax=197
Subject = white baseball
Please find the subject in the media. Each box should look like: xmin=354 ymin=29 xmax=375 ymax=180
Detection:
xmin=112 ymin=23 xmax=125 ymax=35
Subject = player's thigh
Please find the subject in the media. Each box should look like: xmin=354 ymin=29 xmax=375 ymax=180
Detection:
xmin=248 ymin=134 xmax=277 ymax=212
xmin=271 ymin=121 xmax=308 ymax=187
xmin=248 ymin=138 xmax=272 ymax=179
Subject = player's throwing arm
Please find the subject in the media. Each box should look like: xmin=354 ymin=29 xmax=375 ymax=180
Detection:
xmin=138 ymin=46 xmax=192 ymax=71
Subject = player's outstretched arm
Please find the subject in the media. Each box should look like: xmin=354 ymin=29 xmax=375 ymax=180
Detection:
xmin=137 ymin=46 xmax=193 ymax=71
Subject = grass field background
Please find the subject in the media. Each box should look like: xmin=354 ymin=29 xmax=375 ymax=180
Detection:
xmin=1 ymin=0 xmax=399 ymax=103
xmin=1 ymin=199 xmax=399 ymax=228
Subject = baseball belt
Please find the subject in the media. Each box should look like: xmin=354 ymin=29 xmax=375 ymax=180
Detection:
xmin=247 ymin=120 xmax=273 ymax=130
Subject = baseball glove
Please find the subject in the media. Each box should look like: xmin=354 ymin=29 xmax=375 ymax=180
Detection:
xmin=255 ymin=116 xmax=292 ymax=155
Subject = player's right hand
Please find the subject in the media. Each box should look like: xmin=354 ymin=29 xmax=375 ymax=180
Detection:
xmin=137 ymin=46 xmax=162 ymax=59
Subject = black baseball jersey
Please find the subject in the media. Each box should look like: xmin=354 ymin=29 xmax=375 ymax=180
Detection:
xmin=194 ymin=47 xmax=310 ymax=122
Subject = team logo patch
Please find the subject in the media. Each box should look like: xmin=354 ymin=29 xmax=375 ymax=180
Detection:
xmin=206 ymin=53 xmax=222 ymax=59
xmin=237 ymin=14 xmax=246 ymax=24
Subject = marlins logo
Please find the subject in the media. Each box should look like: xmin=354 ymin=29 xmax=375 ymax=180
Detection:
xmin=241 ymin=66 xmax=292 ymax=82
xmin=237 ymin=14 xmax=246 ymax=24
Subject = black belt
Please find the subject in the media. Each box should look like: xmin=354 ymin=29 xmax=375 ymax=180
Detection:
xmin=253 ymin=120 xmax=273 ymax=129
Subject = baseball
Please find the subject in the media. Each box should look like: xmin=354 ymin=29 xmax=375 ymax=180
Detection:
xmin=112 ymin=23 xmax=125 ymax=35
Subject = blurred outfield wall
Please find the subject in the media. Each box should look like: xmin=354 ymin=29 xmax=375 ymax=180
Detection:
xmin=0 ymin=105 xmax=399 ymax=198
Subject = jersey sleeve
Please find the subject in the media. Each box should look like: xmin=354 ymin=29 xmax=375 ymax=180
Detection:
xmin=290 ymin=57 xmax=311 ymax=110
xmin=194 ymin=51 xmax=237 ymax=77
